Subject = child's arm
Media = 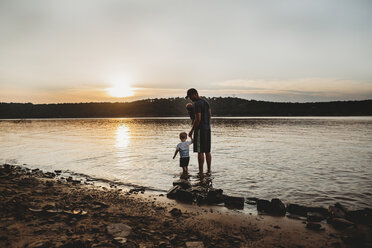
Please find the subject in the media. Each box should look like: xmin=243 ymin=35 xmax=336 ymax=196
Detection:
xmin=173 ymin=149 xmax=179 ymax=159
xmin=189 ymin=136 xmax=194 ymax=144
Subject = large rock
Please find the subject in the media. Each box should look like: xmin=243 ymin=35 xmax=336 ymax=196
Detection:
xmin=287 ymin=203 xmax=308 ymax=217
xmin=167 ymin=185 xmax=193 ymax=203
xmin=270 ymin=198 xmax=286 ymax=216
xmin=167 ymin=185 xmax=182 ymax=199
xmin=307 ymin=212 xmax=326 ymax=222
xmin=224 ymin=195 xmax=244 ymax=209
xmin=206 ymin=188 xmax=224 ymax=204
xmin=329 ymin=203 xmax=348 ymax=219
xmin=257 ymin=199 xmax=271 ymax=213
xmin=173 ymin=179 xmax=191 ymax=189
xmin=345 ymin=208 xmax=372 ymax=224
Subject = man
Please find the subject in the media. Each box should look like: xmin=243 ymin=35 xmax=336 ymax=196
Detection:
xmin=185 ymin=88 xmax=212 ymax=173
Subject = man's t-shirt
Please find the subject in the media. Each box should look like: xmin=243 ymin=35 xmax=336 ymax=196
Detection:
xmin=176 ymin=141 xmax=192 ymax=158
xmin=194 ymin=98 xmax=210 ymax=130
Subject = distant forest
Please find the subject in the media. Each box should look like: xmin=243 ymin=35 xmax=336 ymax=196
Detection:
xmin=1 ymin=97 xmax=371 ymax=118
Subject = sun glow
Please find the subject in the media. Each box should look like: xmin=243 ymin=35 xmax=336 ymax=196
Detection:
xmin=105 ymin=77 xmax=135 ymax=98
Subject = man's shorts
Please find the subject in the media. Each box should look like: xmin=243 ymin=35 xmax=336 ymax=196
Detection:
xmin=193 ymin=129 xmax=211 ymax=153
xmin=180 ymin=157 xmax=190 ymax=167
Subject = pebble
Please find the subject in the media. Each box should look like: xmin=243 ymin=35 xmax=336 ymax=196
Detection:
xmin=186 ymin=241 xmax=205 ymax=248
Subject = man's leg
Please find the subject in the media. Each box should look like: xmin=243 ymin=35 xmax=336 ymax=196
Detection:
xmin=206 ymin=152 xmax=212 ymax=173
xmin=198 ymin=153 xmax=204 ymax=173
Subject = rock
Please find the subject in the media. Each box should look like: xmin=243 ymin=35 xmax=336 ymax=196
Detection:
xmin=172 ymin=179 xmax=191 ymax=189
xmin=330 ymin=218 xmax=354 ymax=230
xmin=169 ymin=208 xmax=182 ymax=217
xmin=166 ymin=185 xmax=182 ymax=199
xmin=107 ymin=223 xmax=132 ymax=237
xmin=307 ymin=206 xmax=329 ymax=217
xmin=257 ymin=199 xmax=271 ymax=213
xmin=113 ymin=237 xmax=127 ymax=245
xmin=54 ymin=170 xmax=62 ymax=174
xmin=166 ymin=186 xmax=193 ymax=203
xmin=129 ymin=187 xmax=146 ymax=194
xmin=206 ymin=188 xmax=224 ymax=204
xmin=186 ymin=241 xmax=204 ymax=248
xmin=224 ymin=195 xmax=244 ymax=209
xmin=306 ymin=222 xmax=324 ymax=231
xmin=287 ymin=203 xmax=308 ymax=217
xmin=345 ymin=208 xmax=372 ymax=224
xmin=307 ymin=212 xmax=326 ymax=222
xmin=195 ymin=193 xmax=208 ymax=205
xmin=270 ymin=198 xmax=286 ymax=216
xmin=329 ymin=203 xmax=347 ymax=219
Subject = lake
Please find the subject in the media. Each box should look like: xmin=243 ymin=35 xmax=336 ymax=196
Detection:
xmin=1 ymin=117 xmax=371 ymax=210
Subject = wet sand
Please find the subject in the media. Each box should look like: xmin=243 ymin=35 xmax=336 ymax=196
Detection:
xmin=0 ymin=164 xmax=369 ymax=248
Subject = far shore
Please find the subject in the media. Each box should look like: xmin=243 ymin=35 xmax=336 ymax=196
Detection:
xmin=0 ymin=164 xmax=370 ymax=247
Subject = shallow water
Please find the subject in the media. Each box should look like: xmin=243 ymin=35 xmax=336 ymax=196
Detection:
xmin=1 ymin=117 xmax=371 ymax=209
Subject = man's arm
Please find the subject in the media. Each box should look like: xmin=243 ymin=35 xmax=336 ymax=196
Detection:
xmin=209 ymin=109 xmax=212 ymax=121
xmin=189 ymin=112 xmax=201 ymax=137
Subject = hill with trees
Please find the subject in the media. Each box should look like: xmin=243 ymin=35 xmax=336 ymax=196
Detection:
xmin=0 ymin=97 xmax=371 ymax=118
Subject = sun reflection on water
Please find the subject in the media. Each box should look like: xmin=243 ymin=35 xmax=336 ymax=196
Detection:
xmin=115 ymin=124 xmax=130 ymax=149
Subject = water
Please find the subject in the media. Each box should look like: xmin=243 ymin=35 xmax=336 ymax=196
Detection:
xmin=1 ymin=117 xmax=371 ymax=210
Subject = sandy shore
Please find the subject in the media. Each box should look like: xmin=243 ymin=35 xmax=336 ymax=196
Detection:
xmin=0 ymin=164 xmax=370 ymax=248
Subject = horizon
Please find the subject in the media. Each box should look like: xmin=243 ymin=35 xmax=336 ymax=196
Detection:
xmin=1 ymin=0 xmax=372 ymax=103
xmin=1 ymin=95 xmax=371 ymax=105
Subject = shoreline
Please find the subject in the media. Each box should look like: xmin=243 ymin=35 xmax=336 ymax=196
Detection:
xmin=0 ymin=164 xmax=370 ymax=247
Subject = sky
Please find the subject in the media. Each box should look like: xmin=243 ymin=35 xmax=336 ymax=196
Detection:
xmin=0 ymin=0 xmax=372 ymax=103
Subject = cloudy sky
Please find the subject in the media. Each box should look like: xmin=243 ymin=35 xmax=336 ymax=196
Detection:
xmin=0 ymin=0 xmax=371 ymax=103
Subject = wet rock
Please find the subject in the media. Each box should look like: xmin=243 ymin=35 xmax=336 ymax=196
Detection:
xmin=330 ymin=218 xmax=354 ymax=230
xmin=257 ymin=199 xmax=271 ymax=213
xmin=54 ymin=170 xmax=62 ymax=174
xmin=306 ymin=222 xmax=324 ymax=231
xmin=44 ymin=172 xmax=56 ymax=178
xmin=270 ymin=198 xmax=286 ymax=216
xmin=329 ymin=203 xmax=348 ymax=219
xmin=166 ymin=186 xmax=193 ymax=203
xmin=166 ymin=185 xmax=182 ymax=199
xmin=345 ymin=208 xmax=372 ymax=224
xmin=185 ymin=241 xmax=204 ymax=248
xmin=169 ymin=208 xmax=182 ymax=217
xmin=307 ymin=206 xmax=329 ymax=217
xmin=224 ymin=195 xmax=244 ymax=209
xmin=287 ymin=203 xmax=308 ymax=217
xmin=307 ymin=212 xmax=326 ymax=222
xmin=206 ymin=188 xmax=224 ymax=204
xmin=107 ymin=223 xmax=132 ymax=237
xmin=172 ymin=179 xmax=191 ymax=189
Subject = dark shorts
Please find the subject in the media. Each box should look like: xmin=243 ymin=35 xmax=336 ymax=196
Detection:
xmin=193 ymin=129 xmax=211 ymax=153
xmin=180 ymin=157 xmax=190 ymax=167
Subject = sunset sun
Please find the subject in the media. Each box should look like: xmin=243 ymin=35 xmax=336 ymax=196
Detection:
xmin=105 ymin=79 xmax=135 ymax=98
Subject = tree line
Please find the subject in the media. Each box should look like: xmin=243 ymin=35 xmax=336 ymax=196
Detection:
xmin=0 ymin=97 xmax=371 ymax=118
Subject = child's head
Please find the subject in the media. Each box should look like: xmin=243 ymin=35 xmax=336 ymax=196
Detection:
xmin=179 ymin=132 xmax=187 ymax=141
xmin=186 ymin=103 xmax=193 ymax=111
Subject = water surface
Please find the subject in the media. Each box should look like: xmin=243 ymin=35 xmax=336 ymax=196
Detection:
xmin=1 ymin=117 xmax=371 ymax=209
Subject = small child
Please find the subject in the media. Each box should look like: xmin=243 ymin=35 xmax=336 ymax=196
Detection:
xmin=173 ymin=132 xmax=193 ymax=174
xmin=186 ymin=103 xmax=195 ymax=123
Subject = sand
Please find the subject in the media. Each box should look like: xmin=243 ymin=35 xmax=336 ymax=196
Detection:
xmin=0 ymin=164 xmax=369 ymax=248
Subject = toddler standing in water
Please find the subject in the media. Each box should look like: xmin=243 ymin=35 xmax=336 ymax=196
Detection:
xmin=173 ymin=132 xmax=193 ymax=174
